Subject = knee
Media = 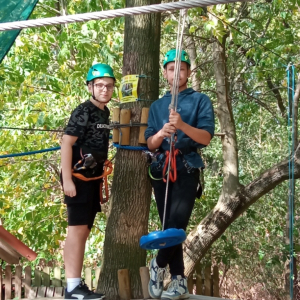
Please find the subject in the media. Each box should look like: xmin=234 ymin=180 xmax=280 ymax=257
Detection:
xmin=67 ymin=225 xmax=90 ymax=241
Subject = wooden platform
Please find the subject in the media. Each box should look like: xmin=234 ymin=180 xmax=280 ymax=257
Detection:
xmin=10 ymin=295 xmax=234 ymax=300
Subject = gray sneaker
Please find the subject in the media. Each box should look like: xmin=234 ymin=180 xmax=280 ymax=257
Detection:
xmin=161 ymin=275 xmax=189 ymax=300
xmin=148 ymin=258 xmax=166 ymax=298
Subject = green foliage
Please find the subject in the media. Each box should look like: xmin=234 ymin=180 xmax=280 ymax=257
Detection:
xmin=0 ymin=0 xmax=300 ymax=298
xmin=0 ymin=0 xmax=124 ymax=265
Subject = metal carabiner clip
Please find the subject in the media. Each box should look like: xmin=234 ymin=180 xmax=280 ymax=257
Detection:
xmin=74 ymin=153 xmax=97 ymax=171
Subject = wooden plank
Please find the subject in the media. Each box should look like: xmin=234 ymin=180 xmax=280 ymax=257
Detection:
xmin=53 ymin=267 xmax=61 ymax=280
xmin=139 ymin=267 xmax=150 ymax=299
xmin=8 ymin=296 xmax=231 ymax=300
xmin=119 ymin=109 xmax=131 ymax=145
xmin=46 ymin=286 xmax=55 ymax=298
xmin=34 ymin=269 xmax=42 ymax=287
xmin=0 ymin=240 xmax=20 ymax=264
xmin=43 ymin=267 xmax=51 ymax=287
xmin=28 ymin=286 xmax=38 ymax=299
xmin=15 ymin=265 xmax=22 ymax=299
xmin=37 ymin=286 xmax=47 ymax=298
xmin=24 ymin=266 xmax=32 ymax=298
xmin=54 ymin=286 xmax=64 ymax=298
xmin=112 ymin=107 xmax=120 ymax=143
xmin=93 ymin=267 xmax=101 ymax=290
xmin=212 ymin=266 xmax=219 ymax=297
xmin=52 ymin=267 xmax=62 ymax=287
xmin=84 ymin=267 xmax=92 ymax=289
xmin=204 ymin=266 xmax=211 ymax=296
xmin=189 ymin=294 xmax=235 ymax=300
xmin=5 ymin=265 xmax=12 ymax=300
xmin=195 ymin=261 xmax=203 ymax=295
xmin=118 ymin=269 xmax=132 ymax=300
xmin=52 ymin=278 xmax=63 ymax=287
xmin=138 ymin=107 xmax=149 ymax=144
xmin=187 ymin=275 xmax=194 ymax=294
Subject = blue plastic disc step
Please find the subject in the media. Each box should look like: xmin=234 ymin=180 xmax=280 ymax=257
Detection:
xmin=139 ymin=228 xmax=186 ymax=250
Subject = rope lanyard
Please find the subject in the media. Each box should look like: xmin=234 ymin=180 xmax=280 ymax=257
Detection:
xmin=287 ymin=63 xmax=296 ymax=300
xmin=162 ymin=8 xmax=187 ymax=231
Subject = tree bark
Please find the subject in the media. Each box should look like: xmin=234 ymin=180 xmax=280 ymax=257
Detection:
xmin=97 ymin=1 xmax=161 ymax=299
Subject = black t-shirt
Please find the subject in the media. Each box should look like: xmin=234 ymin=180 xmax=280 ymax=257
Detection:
xmin=64 ymin=100 xmax=110 ymax=162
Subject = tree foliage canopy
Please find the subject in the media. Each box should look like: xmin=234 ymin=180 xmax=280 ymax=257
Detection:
xmin=0 ymin=0 xmax=299 ymax=298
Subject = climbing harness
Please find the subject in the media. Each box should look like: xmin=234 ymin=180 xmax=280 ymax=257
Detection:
xmin=162 ymin=145 xmax=179 ymax=183
xmin=72 ymin=148 xmax=113 ymax=204
xmin=140 ymin=8 xmax=188 ymax=250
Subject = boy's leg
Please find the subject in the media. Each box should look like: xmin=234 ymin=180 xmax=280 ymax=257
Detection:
xmin=152 ymin=169 xmax=199 ymax=270
xmin=64 ymin=225 xmax=90 ymax=280
xmin=159 ymin=169 xmax=199 ymax=300
xmin=64 ymin=193 xmax=104 ymax=299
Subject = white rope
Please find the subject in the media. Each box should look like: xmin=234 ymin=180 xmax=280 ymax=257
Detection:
xmin=0 ymin=0 xmax=250 ymax=32
xmin=162 ymin=8 xmax=187 ymax=231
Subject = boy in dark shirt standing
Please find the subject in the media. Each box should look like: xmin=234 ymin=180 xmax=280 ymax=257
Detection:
xmin=145 ymin=50 xmax=215 ymax=300
xmin=61 ymin=63 xmax=115 ymax=300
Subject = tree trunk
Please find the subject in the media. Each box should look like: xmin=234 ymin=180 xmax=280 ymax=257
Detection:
xmin=182 ymin=37 xmax=300 ymax=279
xmin=184 ymin=33 xmax=201 ymax=91
xmin=97 ymin=1 xmax=161 ymax=299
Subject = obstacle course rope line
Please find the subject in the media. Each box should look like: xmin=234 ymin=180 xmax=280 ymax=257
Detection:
xmin=162 ymin=8 xmax=187 ymax=231
xmin=0 ymin=146 xmax=61 ymax=159
xmin=287 ymin=63 xmax=295 ymax=300
xmin=0 ymin=0 xmax=251 ymax=32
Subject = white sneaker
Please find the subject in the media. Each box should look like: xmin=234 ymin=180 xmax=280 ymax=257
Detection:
xmin=148 ymin=258 xmax=166 ymax=298
xmin=161 ymin=275 xmax=189 ymax=300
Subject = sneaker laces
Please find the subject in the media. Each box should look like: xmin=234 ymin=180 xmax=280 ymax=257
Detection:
xmin=79 ymin=280 xmax=94 ymax=295
xmin=155 ymin=267 xmax=166 ymax=289
xmin=167 ymin=278 xmax=179 ymax=292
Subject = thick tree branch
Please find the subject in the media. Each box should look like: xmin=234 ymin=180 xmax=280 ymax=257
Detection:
xmin=266 ymin=76 xmax=286 ymax=117
xmin=183 ymin=142 xmax=300 ymax=277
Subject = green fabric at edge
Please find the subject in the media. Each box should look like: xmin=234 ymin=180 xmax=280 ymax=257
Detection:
xmin=0 ymin=0 xmax=39 ymax=64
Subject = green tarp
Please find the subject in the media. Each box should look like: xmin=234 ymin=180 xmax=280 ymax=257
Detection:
xmin=0 ymin=0 xmax=39 ymax=64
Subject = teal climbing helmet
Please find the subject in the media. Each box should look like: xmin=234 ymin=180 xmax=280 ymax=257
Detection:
xmin=86 ymin=63 xmax=115 ymax=83
xmin=163 ymin=49 xmax=191 ymax=68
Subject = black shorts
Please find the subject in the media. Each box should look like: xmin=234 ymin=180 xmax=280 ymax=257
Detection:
xmin=60 ymin=175 xmax=102 ymax=229
xmin=67 ymin=200 xmax=99 ymax=230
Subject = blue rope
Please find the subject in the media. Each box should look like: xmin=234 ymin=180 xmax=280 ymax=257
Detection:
xmin=112 ymin=143 xmax=148 ymax=151
xmin=287 ymin=63 xmax=295 ymax=300
xmin=0 ymin=146 xmax=61 ymax=159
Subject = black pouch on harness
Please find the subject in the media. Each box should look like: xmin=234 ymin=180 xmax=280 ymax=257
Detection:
xmin=142 ymin=150 xmax=166 ymax=178
xmin=73 ymin=145 xmax=106 ymax=178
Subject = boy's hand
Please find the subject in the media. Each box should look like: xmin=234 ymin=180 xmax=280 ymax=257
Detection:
xmin=169 ymin=109 xmax=184 ymax=130
xmin=159 ymin=122 xmax=176 ymax=138
xmin=63 ymin=179 xmax=76 ymax=197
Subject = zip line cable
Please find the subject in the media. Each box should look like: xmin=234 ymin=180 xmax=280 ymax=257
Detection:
xmin=287 ymin=63 xmax=295 ymax=300
xmin=0 ymin=0 xmax=251 ymax=32
xmin=162 ymin=8 xmax=187 ymax=231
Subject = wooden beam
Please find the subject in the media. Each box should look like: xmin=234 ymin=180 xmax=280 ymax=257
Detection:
xmin=0 ymin=240 xmax=19 ymax=264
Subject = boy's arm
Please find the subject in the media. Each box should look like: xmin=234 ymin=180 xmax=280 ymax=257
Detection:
xmin=61 ymin=135 xmax=78 ymax=197
xmin=169 ymin=109 xmax=212 ymax=145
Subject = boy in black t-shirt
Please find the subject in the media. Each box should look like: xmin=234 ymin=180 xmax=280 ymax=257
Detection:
xmin=61 ymin=63 xmax=115 ymax=300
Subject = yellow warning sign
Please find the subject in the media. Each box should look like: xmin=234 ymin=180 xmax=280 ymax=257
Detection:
xmin=119 ymin=75 xmax=139 ymax=103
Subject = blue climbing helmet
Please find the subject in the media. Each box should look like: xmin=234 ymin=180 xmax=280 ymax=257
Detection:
xmin=86 ymin=63 xmax=115 ymax=83
xmin=163 ymin=49 xmax=191 ymax=68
